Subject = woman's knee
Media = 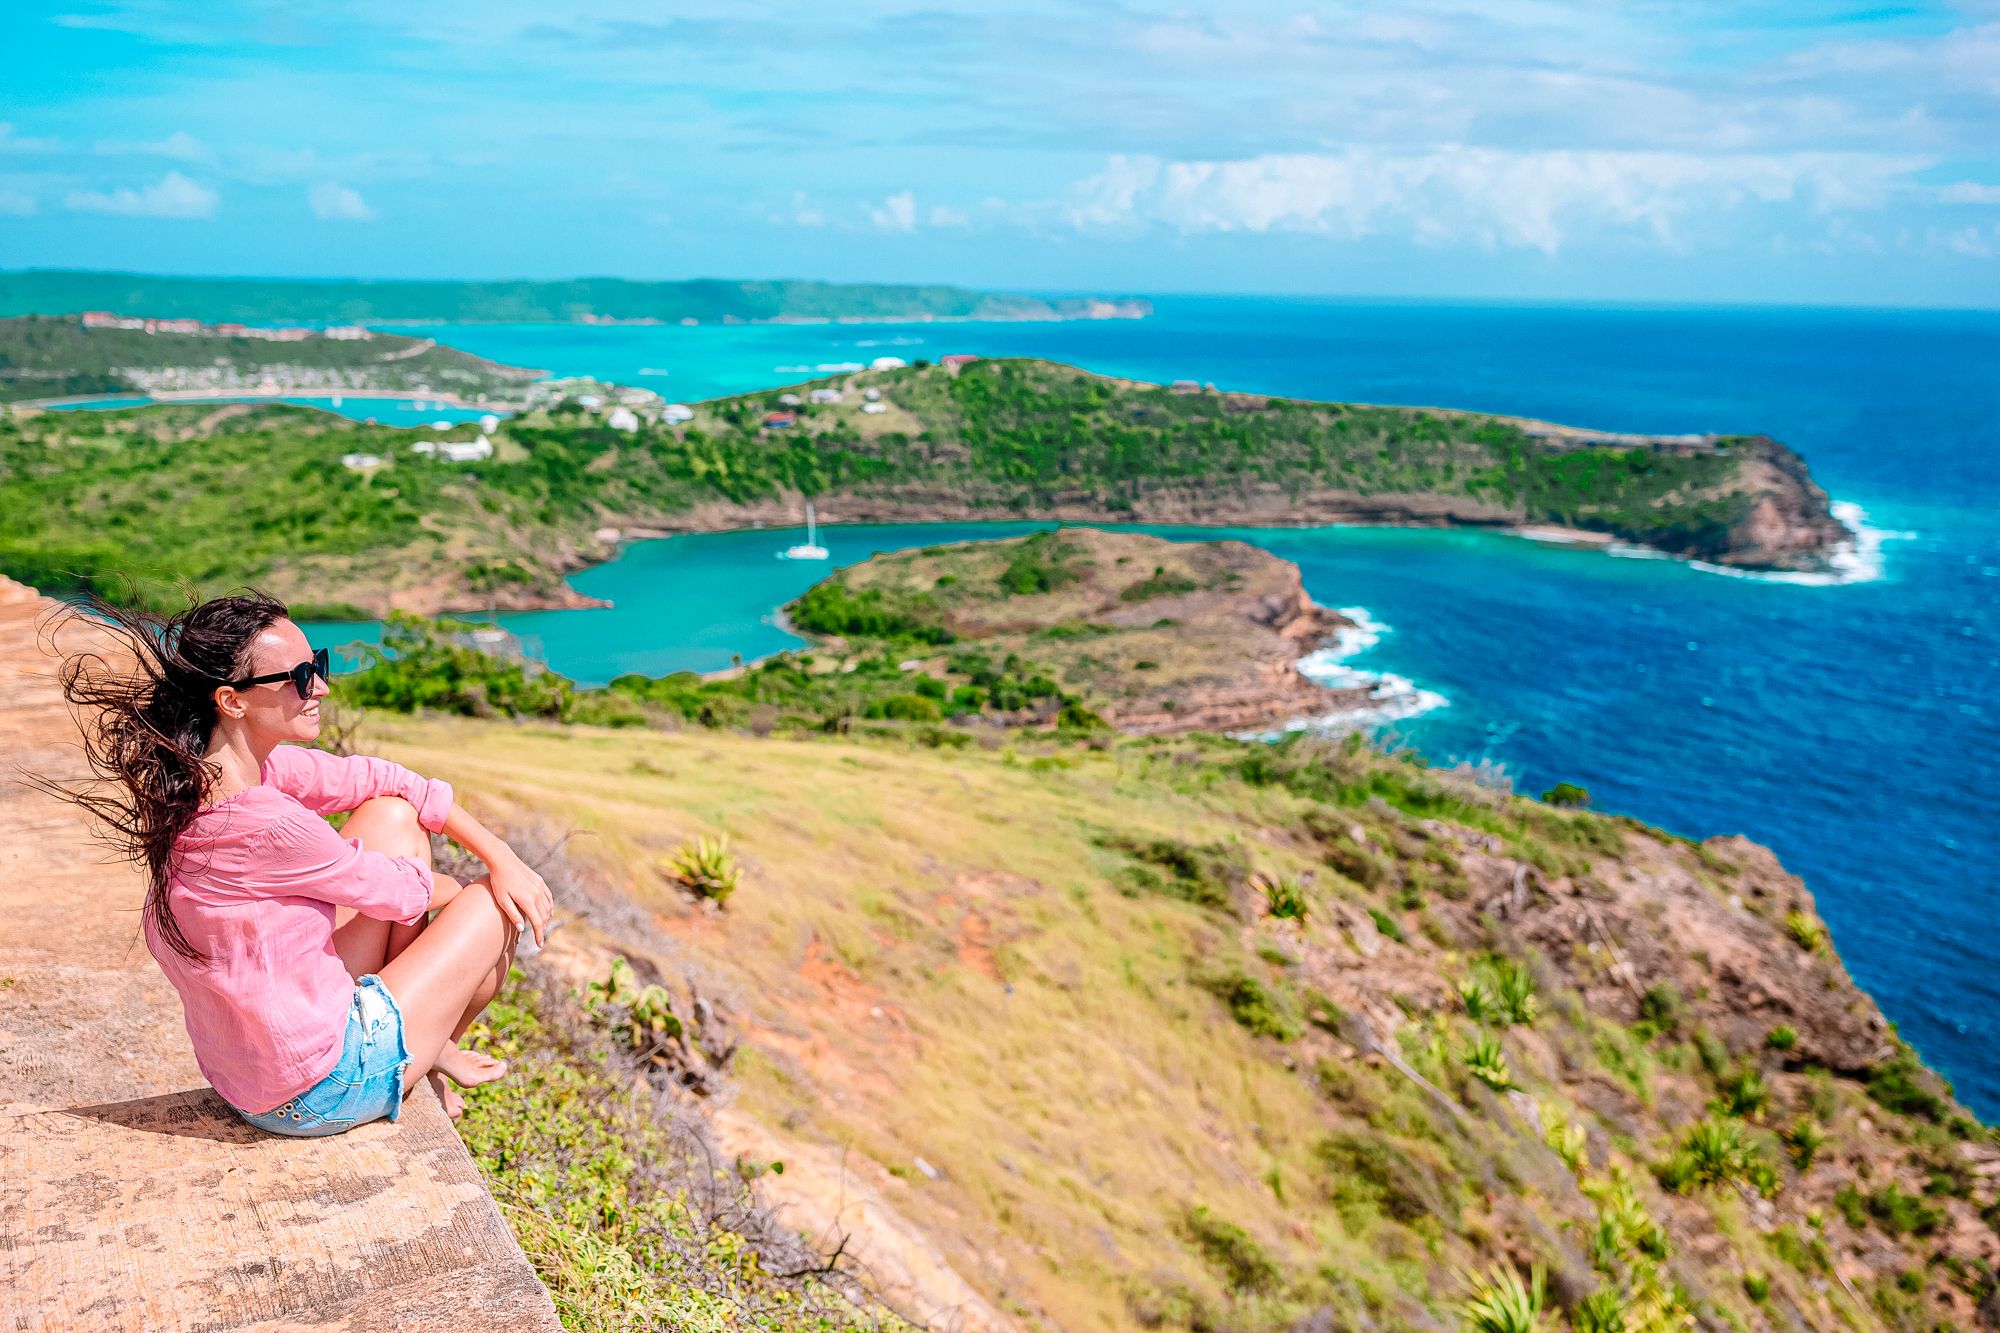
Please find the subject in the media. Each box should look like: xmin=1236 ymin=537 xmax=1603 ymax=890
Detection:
xmin=348 ymin=796 xmax=428 ymax=859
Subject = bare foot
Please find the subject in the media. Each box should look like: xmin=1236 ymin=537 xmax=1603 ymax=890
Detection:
xmin=427 ymin=1070 xmax=466 ymax=1119
xmin=434 ymin=1043 xmax=509 ymax=1089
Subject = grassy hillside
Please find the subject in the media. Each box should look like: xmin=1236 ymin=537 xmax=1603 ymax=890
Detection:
xmin=0 ymin=359 xmax=1848 ymax=614
xmin=0 ymin=314 xmax=538 ymax=403
xmin=0 ymin=270 xmax=1143 ymax=324
xmin=364 ymin=713 xmax=1997 ymax=1333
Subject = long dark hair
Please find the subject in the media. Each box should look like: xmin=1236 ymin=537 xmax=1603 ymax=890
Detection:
xmin=43 ymin=590 xmax=289 ymax=963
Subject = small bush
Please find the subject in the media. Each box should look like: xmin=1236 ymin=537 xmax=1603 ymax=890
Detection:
xmin=864 ymin=692 xmax=943 ymax=722
xmin=1866 ymin=1046 xmax=1948 ymax=1123
xmin=1782 ymin=1118 xmax=1826 ymax=1169
xmin=1658 ymin=1117 xmax=1757 ymax=1193
xmin=1636 ymin=983 xmax=1683 ymax=1037
xmin=1198 ymin=967 xmax=1300 ymax=1041
xmin=1545 ymin=1117 xmax=1589 ymax=1174
xmin=664 ymin=834 xmax=742 ymax=904
xmin=1573 ymin=1288 xmax=1625 ymax=1333
xmin=1318 ymin=1132 xmax=1455 ymax=1225
xmin=1712 ymin=1067 xmax=1769 ymax=1120
xmin=1766 ymin=1025 xmax=1798 ymax=1052
xmin=1367 ymin=907 xmax=1405 ymax=942
xmin=1743 ymin=1272 xmax=1770 ymax=1303
xmin=1182 ymin=1206 xmax=1280 ymax=1294
xmin=1863 ymin=1184 xmax=1947 ymax=1237
xmin=1541 ymin=782 xmax=1591 ymax=808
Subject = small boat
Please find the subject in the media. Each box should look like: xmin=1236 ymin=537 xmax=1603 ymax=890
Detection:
xmin=779 ymin=502 xmax=830 ymax=561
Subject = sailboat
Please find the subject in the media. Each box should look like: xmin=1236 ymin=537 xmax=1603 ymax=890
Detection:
xmin=779 ymin=502 xmax=830 ymax=561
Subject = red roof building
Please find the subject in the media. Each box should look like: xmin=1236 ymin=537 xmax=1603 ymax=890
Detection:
xmin=763 ymin=411 xmax=798 ymax=429
xmin=940 ymin=354 xmax=980 ymax=370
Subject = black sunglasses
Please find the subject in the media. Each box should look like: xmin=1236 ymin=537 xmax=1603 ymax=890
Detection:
xmin=227 ymin=647 xmax=330 ymax=701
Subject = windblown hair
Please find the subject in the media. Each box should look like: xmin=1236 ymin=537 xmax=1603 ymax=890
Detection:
xmin=44 ymin=590 xmax=289 ymax=963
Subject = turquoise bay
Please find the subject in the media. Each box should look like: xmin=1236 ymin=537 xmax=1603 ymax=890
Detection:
xmin=305 ymin=298 xmax=1999 ymax=1117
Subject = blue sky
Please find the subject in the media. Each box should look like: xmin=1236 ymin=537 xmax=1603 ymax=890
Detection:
xmin=3 ymin=1 xmax=1998 ymax=305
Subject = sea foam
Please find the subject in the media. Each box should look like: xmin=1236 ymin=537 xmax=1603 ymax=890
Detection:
xmin=1239 ymin=606 xmax=1448 ymax=739
xmin=1607 ymin=501 xmax=1913 ymax=587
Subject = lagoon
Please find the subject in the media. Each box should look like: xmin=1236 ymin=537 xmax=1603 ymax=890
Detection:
xmin=302 ymin=297 xmax=1998 ymax=1117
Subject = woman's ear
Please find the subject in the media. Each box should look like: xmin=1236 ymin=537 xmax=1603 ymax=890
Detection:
xmin=213 ymin=684 xmax=246 ymax=721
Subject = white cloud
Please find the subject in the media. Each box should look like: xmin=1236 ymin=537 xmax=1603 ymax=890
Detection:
xmin=0 ymin=123 xmax=60 ymax=154
xmin=927 ymin=203 xmax=970 ymax=227
xmin=1063 ymin=147 xmax=1930 ymax=253
xmin=789 ymin=190 xmax=826 ymax=227
xmin=308 ymin=181 xmax=375 ymax=221
xmin=0 ymin=188 xmax=35 ymax=216
xmin=1940 ymin=182 xmax=2000 ymax=205
xmin=95 ymin=131 xmax=213 ymax=163
xmin=65 ymin=170 xmax=218 ymax=220
xmin=869 ymin=190 xmax=916 ymax=231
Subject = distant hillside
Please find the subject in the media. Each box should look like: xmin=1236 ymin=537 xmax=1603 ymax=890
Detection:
xmin=0 ymin=270 xmax=1149 ymax=325
xmin=0 ymin=358 xmax=1854 ymax=617
xmin=0 ymin=314 xmax=540 ymax=404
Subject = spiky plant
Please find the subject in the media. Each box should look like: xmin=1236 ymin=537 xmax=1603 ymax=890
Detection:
xmin=1262 ymin=874 xmax=1309 ymax=921
xmin=665 ymin=833 xmax=742 ymax=904
xmin=1490 ymin=958 xmax=1539 ymax=1025
xmin=1459 ymin=1264 xmax=1547 ymax=1333
xmin=1783 ymin=1117 xmax=1827 ymax=1168
xmin=1460 ymin=977 xmax=1499 ymax=1023
xmin=1784 ymin=910 xmax=1828 ymax=955
xmin=1712 ymin=1068 xmax=1768 ymax=1119
xmin=1574 ymin=1288 xmax=1628 ymax=1333
xmin=1463 ymin=1031 xmax=1513 ymax=1091
xmin=1662 ymin=1117 xmax=1752 ymax=1192
xmin=1545 ymin=1117 xmax=1589 ymax=1174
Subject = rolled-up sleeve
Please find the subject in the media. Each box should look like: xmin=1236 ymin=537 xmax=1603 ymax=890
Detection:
xmin=262 ymin=745 xmax=454 ymax=833
xmin=252 ymin=807 xmax=435 ymax=924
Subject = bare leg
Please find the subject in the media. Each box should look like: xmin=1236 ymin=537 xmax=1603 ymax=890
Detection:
xmin=332 ymin=796 xmax=433 ymax=980
xmin=331 ymin=796 xmax=514 ymax=1116
xmin=377 ymin=878 xmax=519 ymax=1116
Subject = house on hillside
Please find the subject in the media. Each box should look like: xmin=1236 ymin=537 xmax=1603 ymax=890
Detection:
xmin=606 ymin=406 xmax=640 ymax=432
xmin=80 ymin=311 xmax=117 ymax=328
xmin=764 ymin=411 xmax=798 ymax=430
xmin=339 ymin=453 xmax=384 ymax=470
xmin=940 ymin=354 xmax=979 ymax=371
xmin=869 ymin=356 xmax=907 ymax=371
xmin=324 ymin=325 xmax=372 ymax=341
xmin=860 ymin=401 xmax=887 ymax=415
xmin=808 ymin=388 xmax=843 ymax=404
xmin=778 ymin=393 xmax=802 ymax=407
xmin=439 ymin=438 xmax=495 ymax=462
xmin=662 ymin=403 xmax=694 ymax=424
xmin=1169 ymin=379 xmax=1202 ymax=394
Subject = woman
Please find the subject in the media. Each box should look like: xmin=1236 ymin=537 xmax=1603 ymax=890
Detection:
xmin=52 ymin=591 xmax=552 ymax=1135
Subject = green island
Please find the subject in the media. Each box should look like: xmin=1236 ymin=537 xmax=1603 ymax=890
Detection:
xmin=0 ymin=356 xmax=1851 ymax=616
xmin=0 ymin=269 xmax=1150 ymax=325
xmin=298 ymin=530 xmax=1999 ymax=1332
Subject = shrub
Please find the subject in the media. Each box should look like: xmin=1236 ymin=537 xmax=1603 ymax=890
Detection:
xmin=1862 ymin=1184 xmax=1947 ymax=1237
xmin=1743 ymin=1272 xmax=1770 ymax=1303
xmin=864 ymin=693 xmax=943 ymax=722
xmin=1198 ymin=967 xmax=1300 ymax=1041
xmin=1119 ymin=565 xmax=1202 ymax=603
xmin=1712 ymin=1067 xmax=1769 ymax=1120
xmin=1489 ymin=958 xmax=1539 ymax=1026
xmin=1182 ymin=1206 xmax=1279 ymax=1294
xmin=1636 ymin=983 xmax=1683 ymax=1037
xmin=1368 ymin=907 xmax=1405 ymax=942
xmin=1866 ymin=1046 xmax=1948 ymax=1123
xmin=997 ymin=532 xmax=1080 ymax=596
xmin=664 ymin=834 xmax=742 ymax=905
xmin=1541 ymin=782 xmax=1591 ymax=808
xmin=1459 ymin=1265 xmax=1548 ymax=1333
xmin=1318 ymin=1132 xmax=1455 ymax=1225
xmin=1102 ymin=835 xmax=1247 ymax=910
xmin=1463 ymin=1031 xmax=1513 ymax=1091
xmin=1766 ymin=1025 xmax=1798 ymax=1052
xmin=1460 ymin=978 xmax=1499 ymax=1024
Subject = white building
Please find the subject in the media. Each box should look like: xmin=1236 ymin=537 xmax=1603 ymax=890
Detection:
xmin=869 ymin=356 xmax=907 ymax=371
xmin=808 ymin=388 xmax=843 ymax=404
xmin=577 ymin=394 xmax=603 ymax=410
xmin=479 ymin=414 xmax=501 ymax=434
xmin=324 ymin=325 xmax=373 ymax=341
xmin=606 ymin=406 xmax=640 ymax=432
xmin=661 ymin=403 xmax=695 ymax=424
xmin=778 ymin=393 xmax=802 ymax=407
xmin=863 ymin=387 xmax=882 ymax=401
xmin=860 ymin=400 xmax=887 ymax=415
xmin=439 ymin=438 xmax=495 ymax=463
xmin=339 ymin=453 xmax=384 ymax=470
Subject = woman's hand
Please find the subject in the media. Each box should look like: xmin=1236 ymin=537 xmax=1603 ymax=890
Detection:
xmin=487 ymin=854 xmax=554 ymax=948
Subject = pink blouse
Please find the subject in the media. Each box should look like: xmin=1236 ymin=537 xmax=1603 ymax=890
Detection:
xmin=144 ymin=745 xmax=453 ymax=1113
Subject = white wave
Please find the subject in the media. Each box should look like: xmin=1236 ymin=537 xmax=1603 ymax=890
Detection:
xmin=853 ymin=336 xmax=924 ymax=347
xmin=816 ymin=361 xmax=865 ymax=373
xmin=1237 ymin=605 xmax=1448 ymax=739
xmin=1611 ymin=501 xmax=1913 ymax=587
xmin=636 ymin=367 xmax=672 ymax=377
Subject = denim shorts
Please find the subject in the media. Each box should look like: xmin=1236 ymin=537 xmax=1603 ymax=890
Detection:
xmin=236 ymin=974 xmax=410 ymax=1137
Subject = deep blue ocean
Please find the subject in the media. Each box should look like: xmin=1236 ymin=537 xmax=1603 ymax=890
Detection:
xmin=310 ymin=298 xmax=1997 ymax=1116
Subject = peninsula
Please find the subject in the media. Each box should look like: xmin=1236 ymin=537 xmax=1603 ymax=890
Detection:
xmin=0 ymin=355 xmax=1853 ymax=616
xmin=0 ymin=269 xmax=1150 ymax=326
xmin=0 ymin=313 xmax=541 ymax=405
